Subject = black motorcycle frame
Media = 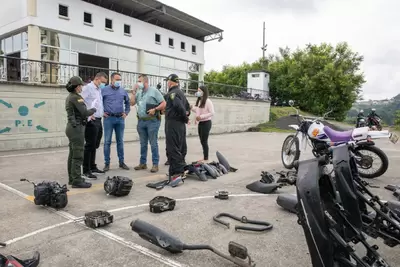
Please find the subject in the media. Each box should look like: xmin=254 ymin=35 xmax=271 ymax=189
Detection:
xmin=295 ymin=144 xmax=391 ymax=266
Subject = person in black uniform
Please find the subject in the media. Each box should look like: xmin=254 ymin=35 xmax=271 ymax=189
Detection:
xmin=65 ymin=76 xmax=96 ymax=188
xmin=164 ymin=91 xmax=190 ymax=166
xmin=164 ymin=74 xmax=190 ymax=179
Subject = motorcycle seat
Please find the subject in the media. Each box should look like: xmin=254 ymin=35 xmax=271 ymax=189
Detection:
xmin=323 ymin=126 xmax=353 ymax=142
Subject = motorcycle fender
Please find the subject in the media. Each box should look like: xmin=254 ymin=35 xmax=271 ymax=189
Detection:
xmin=367 ymin=130 xmax=390 ymax=139
xmin=356 ymin=141 xmax=375 ymax=146
xmin=331 ymin=145 xmax=363 ymax=231
xmin=297 ymin=133 xmax=307 ymax=152
xmin=296 ymin=157 xmax=334 ymax=266
xmin=288 ymin=124 xmax=299 ymax=130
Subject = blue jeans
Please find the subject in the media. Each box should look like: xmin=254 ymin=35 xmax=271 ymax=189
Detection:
xmin=137 ymin=119 xmax=161 ymax=165
xmin=103 ymin=116 xmax=125 ymax=165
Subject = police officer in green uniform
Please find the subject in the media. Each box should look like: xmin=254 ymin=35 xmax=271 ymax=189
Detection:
xmin=65 ymin=76 xmax=96 ymax=188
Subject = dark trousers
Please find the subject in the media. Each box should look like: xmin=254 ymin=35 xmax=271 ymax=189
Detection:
xmin=198 ymin=120 xmax=212 ymax=160
xmin=83 ymin=118 xmax=103 ymax=173
xmin=165 ymin=122 xmax=187 ymax=163
xmin=165 ymin=119 xmax=186 ymax=176
xmin=66 ymin=123 xmax=85 ymax=184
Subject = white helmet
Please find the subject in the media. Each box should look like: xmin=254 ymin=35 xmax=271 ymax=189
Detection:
xmin=360 ymin=109 xmax=364 ymax=113
xmin=371 ymin=108 xmax=376 ymax=112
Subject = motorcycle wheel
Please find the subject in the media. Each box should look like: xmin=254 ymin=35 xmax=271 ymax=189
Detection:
xmin=281 ymin=134 xmax=300 ymax=169
xmin=354 ymin=146 xmax=389 ymax=179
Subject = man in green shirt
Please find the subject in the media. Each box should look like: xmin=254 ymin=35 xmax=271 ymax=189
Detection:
xmin=130 ymin=74 xmax=166 ymax=172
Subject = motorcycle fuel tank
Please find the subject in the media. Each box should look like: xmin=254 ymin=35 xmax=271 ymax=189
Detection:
xmin=307 ymin=122 xmax=329 ymax=141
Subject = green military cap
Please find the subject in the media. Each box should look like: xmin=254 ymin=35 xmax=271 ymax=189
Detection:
xmin=68 ymin=76 xmax=84 ymax=86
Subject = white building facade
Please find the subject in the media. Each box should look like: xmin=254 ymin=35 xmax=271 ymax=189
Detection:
xmin=0 ymin=0 xmax=223 ymax=87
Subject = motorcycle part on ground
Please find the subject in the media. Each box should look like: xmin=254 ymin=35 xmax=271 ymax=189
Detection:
xmin=214 ymin=190 xmax=229 ymax=200
xmin=216 ymin=151 xmax=238 ymax=172
xmin=208 ymin=161 xmax=225 ymax=175
xmin=213 ymin=213 xmax=273 ymax=232
xmin=275 ymin=170 xmax=297 ymax=185
xmin=384 ymin=184 xmax=400 ymax=192
xmin=202 ymin=163 xmax=218 ymax=179
xmin=20 ymin=178 xmax=69 ymax=210
xmin=149 ymin=196 xmax=176 ymax=213
xmin=84 ymin=210 xmax=114 ymax=229
xmin=104 ymin=176 xmax=133 ymax=196
xmin=260 ymin=171 xmax=275 ymax=183
xmin=185 ymin=164 xmax=208 ymax=181
xmin=0 ymin=251 xmax=40 ymax=267
xmin=393 ymin=190 xmax=400 ymax=201
xmin=295 ymin=146 xmax=392 ymax=267
xmin=146 ymin=179 xmax=169 ymax=190
xmin=387 ymin=201 xmax=400 ymax=217
xmin=276 ymin=194 xmax=298 ymax=214
xmin=246 ymin=181 xmax=281 ymax=194
xmin=130 ymin=219 xmax=255 ymax=267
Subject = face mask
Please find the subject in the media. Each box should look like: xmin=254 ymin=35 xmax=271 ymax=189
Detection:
xmin=99 ymin=83 xmax=106 ymax=89
xmin=137 ymin=82 xmax=144 ymax=89
xmin=114 ymin=81 xmax=121 ymax=88
xmin=195 ymin=91 xmax=203 ymax=97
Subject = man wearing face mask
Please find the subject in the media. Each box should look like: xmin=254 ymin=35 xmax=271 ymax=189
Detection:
xmin=81 ymin=72 xmax=108 ymax=179
xmin=130 ymin=74 xmax=166 ymax=173
xmin=102 ymin=72 xmax=131 ymax=171
xmin=164 ymin=74 xmax=190 ymax=180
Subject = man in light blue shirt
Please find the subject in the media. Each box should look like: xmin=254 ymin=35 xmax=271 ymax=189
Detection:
xmin=129 ymin=74 xmax=166 ymax=173
xmin=81 ymin=72 xmax=108 ymax=179
xmin=102 ymin=72 xmax=131 ymax=172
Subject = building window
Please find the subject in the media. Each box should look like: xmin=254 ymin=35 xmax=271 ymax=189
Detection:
xmin=155 ymin=34 xmax=161 ymax=44
xmin=83 ymin=12 xmax=92 ymax=25
xmin=105 ymin=18 xmax=113 ymax=30
xmin=124 ymin=24 xmax=131 ymax=35
xmin=192 ymin=45 xmax=196 ymax=54
xmin=58 ymin=4 xmax=69 ymax=18
xmin=168 ymin=38 xmax=174 ymax=48
xmin=181 ymin=42 xmax=185 ymax=51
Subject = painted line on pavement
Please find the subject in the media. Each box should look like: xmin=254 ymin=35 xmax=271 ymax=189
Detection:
xmin=2 ymin=181 xmax=272 ymax=255
xmin=0 ymin=181 xmax=185 ymax=267
xmin=0 ymin=150 xmax=69 ymax=158
xmin=23 ymin=174 xmax=166 ymax=201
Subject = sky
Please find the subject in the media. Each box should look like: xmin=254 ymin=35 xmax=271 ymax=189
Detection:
xmin=161 ymin=0 xmax=399 ymax=100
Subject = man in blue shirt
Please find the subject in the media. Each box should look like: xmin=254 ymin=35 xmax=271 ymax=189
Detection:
xmin=102 ymin=72 xmax=131 ymax=171
xmin=130 ymin=74 xmax=166 ymax=173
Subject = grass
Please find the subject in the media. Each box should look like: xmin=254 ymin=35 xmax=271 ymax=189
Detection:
xmin=254 ymin=106 xmax=313 ymax=133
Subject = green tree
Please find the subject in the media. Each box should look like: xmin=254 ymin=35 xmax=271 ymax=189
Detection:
xmin=395 ymin=110 xmax=400 ymax=127
xmin=202 ymin=42 xmax=366 ymax=120
xmin=268 ymin=42 xmax=365 ymax=120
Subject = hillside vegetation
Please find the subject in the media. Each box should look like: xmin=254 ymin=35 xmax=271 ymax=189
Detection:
xmin=190 ymin=42 xmax=365 ymax=121
xmin=347 ymin=94 xmax=400 ymax=128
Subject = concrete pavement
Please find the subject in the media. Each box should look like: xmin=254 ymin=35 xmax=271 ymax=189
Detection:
xmin=1 ymin=132 xmax=400 ymax=266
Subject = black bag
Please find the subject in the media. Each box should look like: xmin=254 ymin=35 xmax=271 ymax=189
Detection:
xmin=104 ymin=176 xmax=133 ymax=197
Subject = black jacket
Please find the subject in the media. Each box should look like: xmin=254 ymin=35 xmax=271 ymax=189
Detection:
xmin=164 ymin=86 xmax=189 ymax=123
